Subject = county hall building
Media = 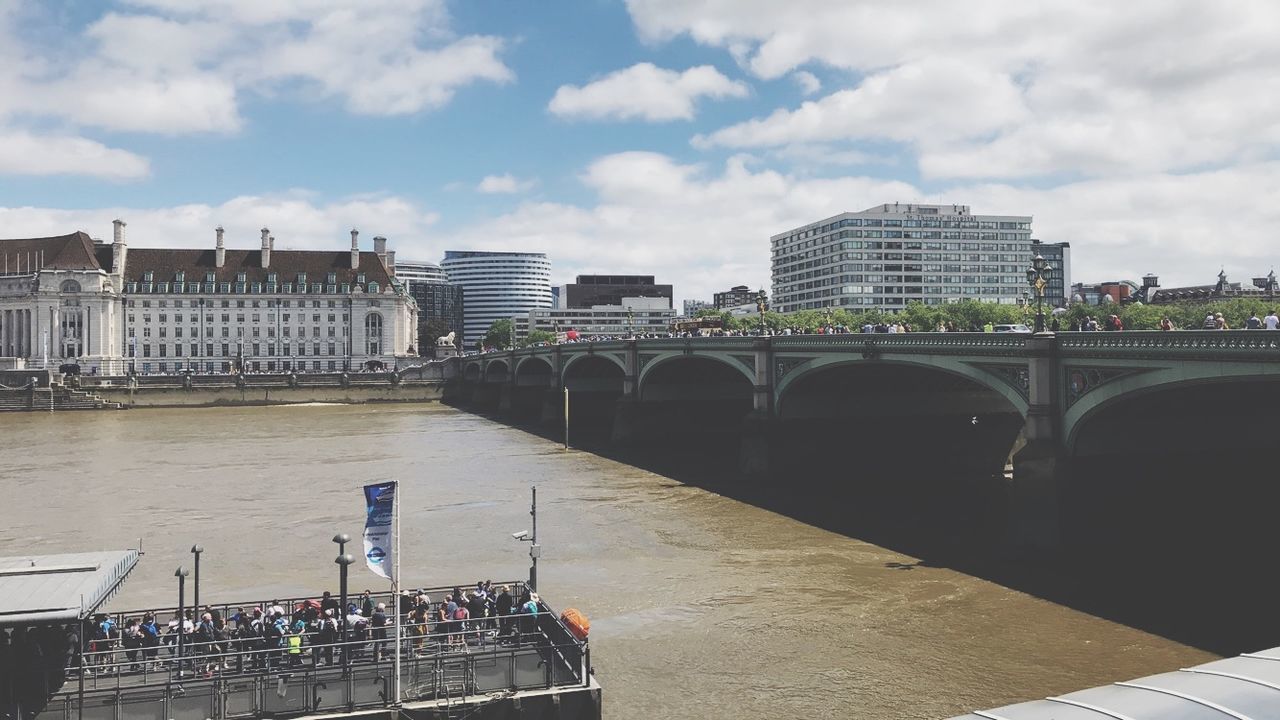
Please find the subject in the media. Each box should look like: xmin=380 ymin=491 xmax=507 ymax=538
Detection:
xmin=0 ymin=220 xmax=417 ymax=374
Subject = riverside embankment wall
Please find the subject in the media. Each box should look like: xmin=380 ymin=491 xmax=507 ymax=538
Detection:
xmin=94 ymin=381 xmax=445 ymax=407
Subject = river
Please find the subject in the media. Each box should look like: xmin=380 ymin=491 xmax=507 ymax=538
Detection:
xmin=0 ymin=404 xmax=1213 ymax=718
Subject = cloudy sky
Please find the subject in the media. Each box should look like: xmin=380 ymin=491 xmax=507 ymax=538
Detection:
xmin=2 ymin=0 xmax=1279 ymax=304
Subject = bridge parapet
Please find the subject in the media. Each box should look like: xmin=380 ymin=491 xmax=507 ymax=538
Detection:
xmin=771 ymin=332 xmax=1027 ymax=355
xmin=1058 ymin=329 xmax=1280 ymax=359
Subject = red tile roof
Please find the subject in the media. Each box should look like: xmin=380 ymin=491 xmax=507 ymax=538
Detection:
xmin=0 ymin=232 xmax=104 ymax=272
xmin=123 ymin=249 xmax=394 ymax=286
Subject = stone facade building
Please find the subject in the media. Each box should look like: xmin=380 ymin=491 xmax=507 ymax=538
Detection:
xmin=0 ymin=221 xmax=417 ymax=374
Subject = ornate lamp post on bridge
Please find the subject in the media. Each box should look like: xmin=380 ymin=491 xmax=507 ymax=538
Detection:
xmin=756 ymin=289 xmax=768 ymax=335
xmin=1026 ymin=254 xmax=1054 ymax=334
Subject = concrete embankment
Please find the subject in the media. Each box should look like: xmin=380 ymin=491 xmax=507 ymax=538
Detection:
xmin=93 ymin=380 xmax=445 ymax=407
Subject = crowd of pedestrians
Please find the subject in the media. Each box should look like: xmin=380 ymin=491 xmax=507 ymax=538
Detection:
xmin=8 ymin=582 xmax=546 ymax=686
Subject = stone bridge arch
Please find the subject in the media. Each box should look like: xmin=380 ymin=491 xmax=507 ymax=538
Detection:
xmin=462 ymin=362 xmax=481 ymax=382
xmin=514 ymin=355 xmax=554 ymax=386
xmin=636 ymin=352 xmax=756 ymax=399
xmin=774 ymin=355 xmax=1031 ymax=418
xmin=483 ymin=359 xmax=509 ymax=384
xmin=560 ymin=352 xmax=626 ymax=388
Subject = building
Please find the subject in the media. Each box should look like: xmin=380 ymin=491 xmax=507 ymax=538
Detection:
xmin=396 ymin=260 xmax=464 ymax=354
xmin=1032 ymin=239 xmax=1071 ymax=307
xmin=683 ymin=299 xmax=712 ymax=317
xmin=0 ymin=226 xmax=126 ymax=366
xmin=1 ymin=222 xmax=418 ymax=374
xmin=1071 ymin=280 xmax=1138 ymax=305
xmin=770 ymin=203 xmax=1034 ymax=313
xmin=1137 ymin=270 xmax=1280 ymax=305
xmin=442 ymin=251 xmax=552 ymax=345
xmin=563 ymin=275 xmax=672 ymax=309
xmin=714 ymin=285 xmax=757 ymax=310
xmin=512 ymin=297 xmax=675 ymax=343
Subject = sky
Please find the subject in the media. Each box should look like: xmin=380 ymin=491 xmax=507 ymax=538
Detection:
xmin=2 ymin=0 xmax=1279 ymax=306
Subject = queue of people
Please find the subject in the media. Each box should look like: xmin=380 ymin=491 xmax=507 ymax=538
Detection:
xmin=67 ymin=582 xmax=543 ymax=679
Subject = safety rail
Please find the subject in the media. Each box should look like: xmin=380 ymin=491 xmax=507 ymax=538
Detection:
xmin=42 ymin=583 xmax=588 ymax=720
xmin=1057 ymin=329 xmax=1280 ymax=359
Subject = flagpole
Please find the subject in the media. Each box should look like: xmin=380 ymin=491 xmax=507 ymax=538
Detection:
xmin=392 ymin=480 xmax=402 ymax=705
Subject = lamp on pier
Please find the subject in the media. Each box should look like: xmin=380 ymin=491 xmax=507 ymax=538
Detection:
xmin=333 ymin=533 xmax=353 ymax=665
xmin=1026 ymin=254 xmax=1053 ymax=334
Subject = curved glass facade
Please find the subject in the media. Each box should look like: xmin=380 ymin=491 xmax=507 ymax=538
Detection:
xmin=442 ymin=251 xmax=552 ymax=345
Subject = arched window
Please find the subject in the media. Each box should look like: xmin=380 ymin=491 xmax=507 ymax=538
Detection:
xmin=365 ymin=313 xmax=383 ymax=356
xmin=60 ymin=279 xmax=81 ymax=293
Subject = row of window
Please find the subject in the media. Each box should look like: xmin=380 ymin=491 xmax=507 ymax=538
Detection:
xmin=129 ymin=326 xmax=342 ymax=338
xmin=130 ymin=313 xmax=346 ymax=324
xmin=126 ymin=298 xmax=371 ymax=309
xmin=130 ymin=342 xmax=346 ymax=358
xmin=778 ymin=215 xmax=1031 ymax=240
xmin=127 ymin=281 xmax=382 ymax=295
xmin=137 ymin=360 xmax=342 ymax=373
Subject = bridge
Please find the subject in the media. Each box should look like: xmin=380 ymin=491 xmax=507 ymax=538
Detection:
xmin=439 ymin=331 xmax=1280 ymax=552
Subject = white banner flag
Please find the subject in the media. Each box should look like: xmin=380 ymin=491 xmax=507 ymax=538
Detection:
xmin=362 ymin=481 xmax=396 ymax=581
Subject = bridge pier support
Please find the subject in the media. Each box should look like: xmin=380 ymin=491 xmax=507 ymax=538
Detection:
xmin=1010 ymin=334 xmax=1064 ymax=552
xmin=540 ymin=387 xmax=564 ymax=426
xmin=1011 ymin=441 xmax=1065 ymax=552
xmin=610 ymin=397 xmax=642 ymax=446
xmin=739 ymin=410 xmax=774 ymax=480
xmin=498 ymin=384 xmax=514 ymax=413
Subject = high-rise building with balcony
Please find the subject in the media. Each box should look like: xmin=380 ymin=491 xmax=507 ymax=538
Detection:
xmin=771 ymin=203 xmax=1034 ymax=313
xmin=441 ymin=251 xmax=552 ymax=344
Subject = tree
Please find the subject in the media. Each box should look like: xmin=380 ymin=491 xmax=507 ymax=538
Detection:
xmin=482 ymin=318 xmax=514 ymax=350
xmin=522 ymin=330 xmax=556 ymax=347
xmin=419 ymin=317 xmax=451 ymax=356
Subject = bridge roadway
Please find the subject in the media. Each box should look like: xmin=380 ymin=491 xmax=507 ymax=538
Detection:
xmin=424 ymin=330 xmax=1280 ymax=551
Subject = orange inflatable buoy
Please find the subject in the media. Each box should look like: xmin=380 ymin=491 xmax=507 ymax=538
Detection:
xmin=561 ymin=608 xmax=590 ymax=641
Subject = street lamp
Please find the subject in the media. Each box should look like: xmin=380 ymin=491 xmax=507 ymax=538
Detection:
xmin=236 ymin=337 xmax=244 ymax=373
xmin=333 ymin=533 xmax=353 ymax=666
xmin=174 ymin=566 xmax=190 ymax=677
xmin=1026 ymin=254 xmax=1053 ymax=334
xmin=756 ymin=289 xmax=768 ymax=335
xmin=627 ymin=309 xmax=635 ymax=339
xmin=190 ymin=545 xmax=203 ymax=613
xmin=511 ymin=487 xmax=540 ymax=592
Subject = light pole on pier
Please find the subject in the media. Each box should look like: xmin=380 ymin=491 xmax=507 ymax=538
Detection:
xmin=333 ymin=533 xmax=353 ymax=666
xmin=190 ymin=545 xmax=203 ymax=613
xmin=174 ymin=566 xmax=189 ymax=678
xmin=511 ymin=486 xmax=540 ymax=592
xmin=756 ymin=289 xmax=769 ymax=335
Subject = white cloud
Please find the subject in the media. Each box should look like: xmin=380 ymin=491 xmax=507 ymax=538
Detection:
xmin=695 ymin=59 xmax=1027 ymax=150
xmin=629 ymin=0 xmax=1280 ymax=179
xmin=0 ymin=132 xmax=150 ymax=180
xmin=791 ymin=71 xmax=820 ymax=95
xmin=436 ymin=152 xmax=1280 ymax=305
xmin=476 ymin=174 xmax=536 ymax=194
xmin=0 ymin=0 xmax=512 ymax=177
xmin=549 ymin=62 xmax=748 ymax=121
xmin=0 ymin=192 xmax=439 ymax=257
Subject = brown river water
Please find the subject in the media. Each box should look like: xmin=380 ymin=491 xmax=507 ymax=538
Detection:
xmin=0 ymin=404 xmax=1212 ymax=718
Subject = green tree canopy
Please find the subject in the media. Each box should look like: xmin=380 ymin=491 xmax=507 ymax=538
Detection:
xmin=482 ymin=318 xmax=514 ymax=350
xmin=522 ymin=329 xmax=556 ymax=347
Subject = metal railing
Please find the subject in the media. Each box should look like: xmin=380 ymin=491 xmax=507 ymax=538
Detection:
xmin=39 ymin=584 xmax=588 ymax=720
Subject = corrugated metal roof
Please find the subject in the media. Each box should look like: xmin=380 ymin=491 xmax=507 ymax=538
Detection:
xmin=0 ymin=550 xmax=138 ymax=627
xmin=950 ymin=646 xmax=1280 ymax=720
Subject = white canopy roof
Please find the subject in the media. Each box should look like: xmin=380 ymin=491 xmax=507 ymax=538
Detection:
xmin=0 ymin=550 xmax=138 ymax=627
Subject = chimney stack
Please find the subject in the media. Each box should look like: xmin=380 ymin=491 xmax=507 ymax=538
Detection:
xmin=215 ymin=226 xmax=225 ymax=268
xmin=111 ymin=219 xmax=128 ymax=273
xmin=350 ymin=228 xmax=360 ymax=270
xmin=260 ymin=227 xmax=271 ymax=269
xmin=373 ymin=236 xmax=387 ymax=258
xmin=386 ymin=250 xmax=396 ymax=275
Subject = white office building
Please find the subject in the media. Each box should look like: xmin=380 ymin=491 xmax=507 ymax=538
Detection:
xmin=771 ymin=203 xmax=1034 ymax=313
xmin=442 ymin=251 xmax=552 ymax=343
xmin=513 ymin=297 xmax=675 ymax=343
xmin=394 ymin=260 xmax=447 ymax=284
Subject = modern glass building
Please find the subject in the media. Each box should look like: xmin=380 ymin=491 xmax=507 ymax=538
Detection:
xmin=396 ymin=260 xmax=464 ymax=354
xmin=771 ymin=203 xmax=1034 ymax=313
xmin=441 ymin=251 xmax=552 ymax=345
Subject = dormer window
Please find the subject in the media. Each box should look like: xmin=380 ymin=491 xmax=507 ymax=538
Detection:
xmin=236 ymin=272 xmax=247 ymax=283
xmin=296 ymin=273 xmax=307 ymax=285
xmin=356 ymin=274 xmax=366 ymax=285
xmin=143 ymin=271 xmax=154 ymax=282
xmin=327 ymin=272 xmax=337 ymax=284
xmin=367 ymin=282 xmax=380 ymax=294
xmin=267 ymin=272 xmax=277 ymax=283
xmin=205 ymin=272 xmax=215 ymax=283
